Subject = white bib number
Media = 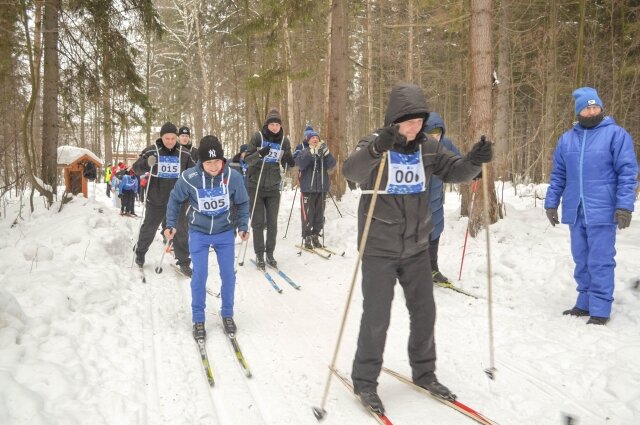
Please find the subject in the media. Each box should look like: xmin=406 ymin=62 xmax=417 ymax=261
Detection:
xmin=158 ymin=156 xmax=180 ymax=179
xmin=197 ymin=187 xmax=230 ymax=216
xmin=263 ymin=141 xmax=284 ymax=164
xmin=385 ymin=150 xmax=426 ymax=195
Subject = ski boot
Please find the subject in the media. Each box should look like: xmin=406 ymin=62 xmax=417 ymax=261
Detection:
xmin=222 ymin=316 xmax=237 ymax=335
xmin=178 ymin=263 xmax=193 ymax=278
xmin=416 ymin=374 xmax=457 ymax=400
xmin=193 ymin=322 xmax=206 ymax=341
xmin=586 ymin=316 xmax=609 ymax=325
xmin=135 ymin=252 xmax=145 ymax=267
xmin=256 ymin=254 xmax=266 ymax=270
xmin=311 ymin=234 xmax=323 ymax=248
xmin=563 ymin=307 xmax=589 ymax=317
xmin=266 ymin=253 xmax=277 ymax=268
xmin=303 ymin=236 xmax=314 ymax=249
xmin=356 ymin=391 xmax=385 ymax=414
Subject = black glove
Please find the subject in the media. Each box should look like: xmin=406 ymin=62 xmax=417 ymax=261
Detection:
xmin=258 ymin=146 xmax=271 ymax=157
xmin=373 ymin=126 xmax=404 ymax=154
xmin=615 ymin=209 xmax=632 ymax=230
xmin=467 ymin=136 xmax=493 ymax=165
xmin=546 ymin=208 xmax=559 ymax=227
xmin=318 ymin=144 xmax=330 ymax=157
xmin=118 ymin=194 xmax=122 ymax=198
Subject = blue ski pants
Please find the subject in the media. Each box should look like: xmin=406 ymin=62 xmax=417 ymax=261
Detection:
xmin=569 ymin=210 xmax=617 ymax=318
xmin=189 ymin=229 xmax=236 ymax=323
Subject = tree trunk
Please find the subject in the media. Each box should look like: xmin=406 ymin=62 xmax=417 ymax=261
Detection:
xmin=467 ymin=0 xmax=498 ymax=237
xmin=284 ymin=17 xmax=296 ymax=142
xmin=493 ymin=0 xmax=510 ymax=182
xmin=327 ymin=0 xmax=348 ymax=198
xmin=101 ymin=22 xmax=113 ymax=165
xmin=406 ymin=0 xmax=414 ymax=82
xmin=574 ymin=0 xmax=586 ymax=87
xmin=41 ymin=0 xmax=59 ymax=193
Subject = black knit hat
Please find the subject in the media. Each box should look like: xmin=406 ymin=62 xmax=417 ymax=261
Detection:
xmin=394 ymin=112 xmax=428 ymax=124
xmin=160 ymin=122 xmax=178 ymax=136
xmin=264 ymin=108 xmax=282 ymax=125
xmin=198 ymin=135 xmax=224 ymax=161
xmin=178 ymin=126 xmax=190 ymax=136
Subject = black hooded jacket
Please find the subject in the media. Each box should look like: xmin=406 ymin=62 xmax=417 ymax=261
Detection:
xmin=133 ymin=138 xmax=195 ymax=207
xmin=244 ymin=126 xmax=295 ymax=192
xmin=343 ymin=83 xmax=481 ymax=258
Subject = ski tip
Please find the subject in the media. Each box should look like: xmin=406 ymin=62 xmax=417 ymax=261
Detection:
xmin=312 ymin=406 xmax=327 ymax=420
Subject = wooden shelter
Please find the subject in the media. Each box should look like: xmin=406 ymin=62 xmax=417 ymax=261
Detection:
xmin=57 ymin=146 xmax=103 ymax=198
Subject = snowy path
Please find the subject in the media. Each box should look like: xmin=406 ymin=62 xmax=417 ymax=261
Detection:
xmin=1 ymin=184 xmax=639 ymax=424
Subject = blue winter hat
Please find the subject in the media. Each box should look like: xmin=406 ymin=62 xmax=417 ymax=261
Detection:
xmin=303 ymin=125 xmax=319 ymax=141
xmin=573 ymin=87 xmax=604 ymax=115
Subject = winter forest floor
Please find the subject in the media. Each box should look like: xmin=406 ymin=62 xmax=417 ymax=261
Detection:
xmin=0 ymin=182 xmax=639 ymax=425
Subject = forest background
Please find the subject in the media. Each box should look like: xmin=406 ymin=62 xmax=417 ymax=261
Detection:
xmin=2 ymin=0 xmax=639 ymax=231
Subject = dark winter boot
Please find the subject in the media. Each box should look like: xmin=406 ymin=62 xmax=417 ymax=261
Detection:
xmin=432 ymin=270 xmax=451 ymax=285
xmin=178 ymin=264 xmax=193 ymax=278
xmin=563 ymin=307 xmax=589 ymax=317
xmin=586 ymin=316 xmax=609 ymax=325
xmin=356 ymin=391 xmax=385 ymax=414
xmin=256 ymin=253 xmax=266 ymax=270
xmin=304 ymin=236 xmax=313 ymax=249
xmin=135 ymin=252 xmax=145 ymax=267
xmin=193 ymin=322 xmax=206 ymax=341
xmin=311 ymin=234 xmax=323 ymax=248
xmin=416 ymin=375 xmax=457 ymax=401
xmin=266 ymin=253 xmax=277 ymax=268
xmin=222 ymin=316 xmax=237 ymax=335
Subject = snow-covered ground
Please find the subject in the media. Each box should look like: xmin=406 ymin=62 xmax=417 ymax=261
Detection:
xmin=1 ymin=181 xmax=639 ymax=425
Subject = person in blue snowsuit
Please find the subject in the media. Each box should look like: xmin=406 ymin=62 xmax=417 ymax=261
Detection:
xmin=294 ymin=125 xmax=337 ymax=249
xmin=164 ymin=135 xmax=250 ymax=340
xmin=422 ymin=112 xmax=462 ymax=284
xmin=545 ymin=87 xmax=638 ymax=326
xmin=118 ymin=170 xmax=139 ymax=216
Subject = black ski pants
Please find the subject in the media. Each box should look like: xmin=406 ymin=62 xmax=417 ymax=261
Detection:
xmin=248 ymin=188 xmax=280 ymax=256
xmin=351 ymin=249 xmax=436 ymax=394
xmin=428 ymin=235 xmax=440 ymax=272
xmin=300 ymin=192 xmax=326 ymax=237
xmin=136 ymin=201 xmax=190 ymax=266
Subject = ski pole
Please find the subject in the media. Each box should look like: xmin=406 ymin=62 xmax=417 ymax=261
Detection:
xmin=298 ymin=153 xmax=318 ymax=255
xmin=327 ymin=191 xmax=343 ymax=218
xmin=458 ymin=178 xmax=480 ymax=280
xmin=283 ymin=185 xmax=298 ymax=239
xmin=479 ymin=149 xmax=496 ymax=380
xmin=155 ymin=239 xmax=173 ymax=274
xmin=312 ymin=151 xmax=387 ymax=420
xmin=239 ymin=156 xmax=267 ymax=267
xmin=131 ymin=168 xmax=152 ymax=268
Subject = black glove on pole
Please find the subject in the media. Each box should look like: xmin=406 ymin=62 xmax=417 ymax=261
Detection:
xmin=258 ymin=146 xmax=271 ymax=157
xmin=371 ymin=126 xmax=404 ymax=155
xmin=467 ymin=135 xmax=493 ymax=165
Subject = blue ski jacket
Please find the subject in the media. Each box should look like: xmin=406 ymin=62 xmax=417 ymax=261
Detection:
xmin=422 ymin=112 xmax=461 ymax=240
xmin=166 ymin=162 xmax=250 ymax=235
xmin=545 ymin=116 xmax=638 ymax=224
xmin=118 ymin=174 xmax=139 ymax=193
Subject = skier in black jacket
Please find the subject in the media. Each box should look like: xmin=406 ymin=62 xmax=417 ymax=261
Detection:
xmin=343 ymin=83 xmax=493 ymax=414
xmin=133 ymin=122 xmax=195 ymax=275
xmin=178 ymin=126 xmax=199 ymax=162
xmin=243 ymin=109 xmax=296 ymax=269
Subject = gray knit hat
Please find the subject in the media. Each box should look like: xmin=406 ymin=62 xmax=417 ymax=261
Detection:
xmin=264 ymin=109 xmax=282 ymax=126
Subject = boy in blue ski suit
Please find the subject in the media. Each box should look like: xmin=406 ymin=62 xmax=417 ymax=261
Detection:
xmin=164 ymin=136 xmax=250 ymax=340
xmin=118 ymin=171 xmax=139 ymax=216
xmin=422 ymin=112 xmax=462 ymax=284
xmin=545 ymin=87 xmax=638 ymax=325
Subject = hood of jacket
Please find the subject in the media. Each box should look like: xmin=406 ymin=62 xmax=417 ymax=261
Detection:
xmin=384 ymin=83 xmax=430 ymax=127
xmin=423 ymin=111 xmax=446 ymax=138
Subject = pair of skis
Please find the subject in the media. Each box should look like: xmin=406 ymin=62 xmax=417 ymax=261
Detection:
xmin=250 ymin=259 xmax=301 ymax=292
xmin=296 ymin=244 xmax=345 ymax=260
xmin=195 ymin=331 xmax=252 ymax=387
xmin=329 ymin=368 xmax=498 ymax=425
